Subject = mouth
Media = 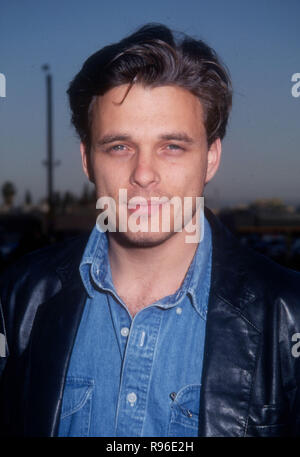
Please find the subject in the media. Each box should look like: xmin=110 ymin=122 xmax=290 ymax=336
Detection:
xmin=127 ymin=197 xmax=169 ymax=215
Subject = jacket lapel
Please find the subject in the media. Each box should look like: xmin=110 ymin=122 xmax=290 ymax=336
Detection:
xmin=199 ymin=208 xmax=262 ymax=436
xmin=24 ymin=252 xmax=87 ymax=436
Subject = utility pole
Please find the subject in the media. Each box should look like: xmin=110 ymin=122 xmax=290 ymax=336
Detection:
xmin=42 ymin=64 xmax=59 ymax=236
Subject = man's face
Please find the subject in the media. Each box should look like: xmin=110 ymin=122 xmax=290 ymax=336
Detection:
xmin=81 ymin=83 xmax=221 ymax=247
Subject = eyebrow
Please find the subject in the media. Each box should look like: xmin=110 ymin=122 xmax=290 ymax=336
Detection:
xmin=96 ymin=132 xmax=195 ymax=146
xmin=159 ymin=133 xmax=195 ymax=144
xmin=96 ymin=134 xmax=131 ymax=146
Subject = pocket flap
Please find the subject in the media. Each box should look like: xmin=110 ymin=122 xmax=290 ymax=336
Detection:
xmin=60 ymin=377 xmax=94 ymax=419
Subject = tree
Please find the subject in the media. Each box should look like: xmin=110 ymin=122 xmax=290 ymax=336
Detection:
xmin=62 ymin=191 xmax=77 ymax=211
xmin=2 ymin=181 xmax=17 ymax=206
xmin=79 ymin=184 xmax=90 ymax=206
xmin=24 ymin=190 xmax=32 ymax=206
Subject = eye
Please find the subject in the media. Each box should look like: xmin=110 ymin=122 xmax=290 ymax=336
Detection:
xmin=107 ymin=144 xmax=129 ymax=154
xmin=112 ymin=144 xmax=126 ymax=150
xmin=164 ymin=144 xmax=185 ymax=154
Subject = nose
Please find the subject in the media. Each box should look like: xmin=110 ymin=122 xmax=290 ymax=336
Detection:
xmin=130 ymin=150 xmax=160 ymax=189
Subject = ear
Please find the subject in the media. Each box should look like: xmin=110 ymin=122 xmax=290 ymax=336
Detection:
xmin=80 ymin=142 xmax=94 ymax=183
xmin=205 ymin=138 xmax=222 ymax=184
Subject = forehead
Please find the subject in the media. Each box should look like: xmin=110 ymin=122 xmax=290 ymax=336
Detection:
xmin=90 ymin=84 xmax=206 ymax=140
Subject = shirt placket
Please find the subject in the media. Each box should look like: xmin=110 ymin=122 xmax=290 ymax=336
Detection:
xmin=115 ymin=308 xmax=163 ymax=436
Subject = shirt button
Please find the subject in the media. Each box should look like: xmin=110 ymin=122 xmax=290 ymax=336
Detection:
xmin=176 ymin=307 xmax=182 ymax=315
xmin=127 ymin=392 xmax=137 ymax=405
xmin=121 ymin=327 xmax=129 ymax=337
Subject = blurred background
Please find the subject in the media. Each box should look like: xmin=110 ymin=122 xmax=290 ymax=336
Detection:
xmin=0 ymin=0 xmax=300 ymax=272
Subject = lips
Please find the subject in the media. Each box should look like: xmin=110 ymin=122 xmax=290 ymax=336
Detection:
xmin=127 ymin=198 xmax=169 ymax=215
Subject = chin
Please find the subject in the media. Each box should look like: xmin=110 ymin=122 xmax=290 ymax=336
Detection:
xmin=109 ymin=229 xmax=176 ymax=248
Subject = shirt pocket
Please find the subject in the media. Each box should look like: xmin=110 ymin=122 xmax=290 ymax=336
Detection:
xmin=58 ymin=376 xmax=95 ymax=437
xmin=168 ymin=384 xmax=200 ymax=437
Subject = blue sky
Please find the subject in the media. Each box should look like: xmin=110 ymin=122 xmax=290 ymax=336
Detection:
xmin=0 ymin=0 xmax=299 ymax=207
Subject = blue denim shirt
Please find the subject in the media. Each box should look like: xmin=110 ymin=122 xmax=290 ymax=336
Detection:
xmin=58 ymin=216 xmax=212 ymax=437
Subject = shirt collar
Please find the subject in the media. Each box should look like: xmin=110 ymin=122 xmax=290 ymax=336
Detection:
xmin=79 ymin=213 xmax=212 ymax=320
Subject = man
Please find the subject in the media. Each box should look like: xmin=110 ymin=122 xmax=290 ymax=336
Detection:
xmin=0 ymin=23 xmax=300 ymax=437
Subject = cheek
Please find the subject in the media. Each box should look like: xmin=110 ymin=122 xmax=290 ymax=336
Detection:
xmin=189 ymin=157 xmax=207 ymax=187
xmin=92 ymin=160 xmax=128 ymax=196
xmin=169 ymin=160 xmax=206 ymax=195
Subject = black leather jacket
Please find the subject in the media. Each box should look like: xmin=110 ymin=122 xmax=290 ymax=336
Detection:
xmin=0 ymin=207 xmax=300 ymax=437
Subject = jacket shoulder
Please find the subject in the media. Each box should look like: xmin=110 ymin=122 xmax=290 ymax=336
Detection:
xmin=0 ymin=234 xmax=88 ymax=295
xmin=205 ymin=206 xmax=300 ymax=328
xmin=0 ymin=234 xmax=89 ymax=355
xmin=227 ymin=238 xmax=300 ymax=335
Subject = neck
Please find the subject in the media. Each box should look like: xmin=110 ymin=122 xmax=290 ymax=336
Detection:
xmin=108 ymin=228 xmax=199 ymax=297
